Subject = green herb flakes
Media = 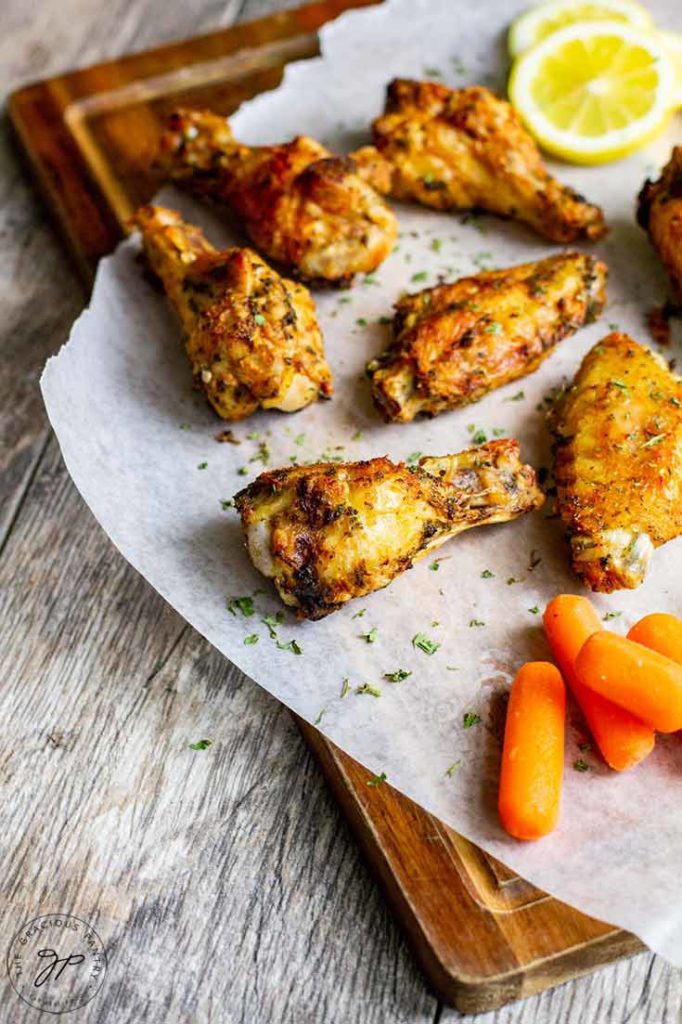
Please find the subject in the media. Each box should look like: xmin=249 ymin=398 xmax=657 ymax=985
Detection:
xmin=228 ymin=596 xmax=255 ymax=617
xmin=384 ymin=669 xmax=412 ymax=682
xmin=355 ymin=683 xmax=382 ymax=697
xmin=197 ymin=461 xmax=208 ymax=470
xmin=254 ymin=313 xmax=266 ymax=326
xmin=481 ymin=569 xmax=494 ymax=579
xmin=603 ymin=610 xmax=623 ymax=621
xmin=573 ymin=759 xmax=590 ymax=773
xmin=361 ymin=627 xmax=378 ymax=644
xmin=243 ymin=634 xmax=259 ymax=646
xmin=463 ymin=712 xmax=482 ymax=728
xmin=189 ymin=739 xmax=212 ymax=751
xmin=469 ymin=619 xmax=485 ymax=628
xmin=367 ymin=772 xmax=387 ymax=786
xmin=445 ymin=761 xmax=461 ymax=777
xmin=276 ymin=638 xmax=303 ymax=655
xmin=413 ymin=633 xmax=440 ymax=655
xmin=406 ymin=451 xmax=423 ymax=466
xmin=340 ymin=677 xmax=352 ymax=699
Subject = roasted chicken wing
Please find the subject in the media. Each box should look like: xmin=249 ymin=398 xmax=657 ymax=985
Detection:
xmin=356 ymin=79 xmax=606 ymax=243
xmin=234 ymin=439 xmax=543 ymax=618
xmin=156 ymin=109 xmax=398 ymax=285
xmin=367 ymin=252 xmax=607 ymax=422
xmin=637 ymin=146 xmax=682 ymax=298
xmin=132 ymin=205 xmax=332 ymax=420
xmin=550 ymin=332 xmax=682 ymax=592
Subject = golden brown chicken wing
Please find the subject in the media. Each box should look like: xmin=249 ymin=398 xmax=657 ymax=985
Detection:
xmin=357 ymin=79 xmax=606 ymax=243
xmin=234 ymin=439 xmax=543 ymax=618
xmin=637 ymin=146 xmax=682 ymax=298
xmin=550 ymin=332 xmax=682 ymax=592
xmin=155 ymin=109 xmax=398 ymax=285
xmin=131 ymin=205 xmax=332 ymax=420
xmin=367 ymin=252 xmax=607 ymax=422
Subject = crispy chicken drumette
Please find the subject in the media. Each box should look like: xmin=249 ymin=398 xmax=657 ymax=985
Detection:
xmin=637 ymin=146 xmax=682 ymax=298
xmin=550 ymin=333 xmax=682 ymax=592
xmin=354 ymin=79 xmax=606 ymax=243
xmin=155 ymin=109 xmax=398 ymax=285
xmin=234 ymin=439 xmax=543 ymax=619
xmin=131 ymin=205 xmax=332 ymax=420
xmin=367 ymin=252 xmax=607 ymax=422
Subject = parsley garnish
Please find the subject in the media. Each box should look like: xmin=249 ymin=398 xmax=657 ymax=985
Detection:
xmin=463 ymin=712 xmax=482 ymax=728
xmin=276 ymin=639 xmax=303 ymax=655
xmin=481 ymin=569 xmax=495 ymax=578
xmin=220 ymin=498 xmax=234 ymax=510
xmin=529 ymin=550 xmax=542 ymax=570
xmin=384 ymin=669 xmax=412 ymax=682
xmin=367 ymin=772 xmax=387 ymax=786
xmin=254 ymin=313 xmax=266 ymax=326
xmin=411 ymin=270 xmax=428 ymax=283
xmin=529 ymin=606 xmax=540 ymax=615
xmin=430 ymin=560 xmax=441 ymax=571
xmin=506 ymin=390 xmax=525 ymax=401
xmin=228 ymin=596 xmax=255 ymax=617
xmin=355 ymin=683 xmax=382 ymax=697
xmin=431 ymin=238 xmax=443 ymax=253
xmin=361 ymin=627 xmax=378 ymax=644
xmin=197 ymin=461 xmax=208 ymax=470
xmin=574 ymin=759 xmax=590 ymax=772
xmin=356 ymin=317 xmax=368 ymax=327
xmin=484 ymin=322 xmax=503 ymax=335
xmin=179 ymin=423 xmax=190 ymax=430
xmin=262 ymin=612 xmax=284 ymax=638
xmin=413 ymin=633 xmax=440 ymax=655
xmin=445 ymin=761 xmax=461 ymax=777
xmin=471 ymin=429 xmax=487 ymax=444
xmin=189 ymin=739 xmax=212 ymax=751
xmin=469 ymin=619 xmax=485 ymax=628
xmin=603 ymin=610 xmax=623 ymax=621
xmin=294 ymin=433 xmax=306 ymax=446
xmin=642 ymin=433 xmax=666 ymax=448
xmin=314 ymin=708 xmax=326 ymax=726
xmin=406 ymin=451 xmax=423 ymax=466
xmin=507 ymin=576 xmax=520 ymax=585
xmin=340 ymin=677 xmax=351 ymax=698
xmin=237 ymin=466 xmax=249 ymax=475
xmin=243 ymin=634 xmax=259 ymax=645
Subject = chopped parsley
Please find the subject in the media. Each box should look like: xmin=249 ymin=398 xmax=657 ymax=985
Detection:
xmin=642 ymin=433 xmax=666 ymax=448
xmin=254 ymin=313 xmax=266 ymax=326
xmin=430 ymin=560 xmax=441 ymax=571
xmin=506 ymin=390 xmax=525 ymax=402
xmin=528 ymin=549 xmax=542 ymax=570
xmin=384 ymin=669 xmax=412 ymax=682
xmin=573 ymin=759 xmax=590 ymax=773
xmin=484 ymin=321 xmax=503 ymax=335
xmin=294 ymin=433 xmax=306 ymax=446
xmin=262 ymin=612 xmax=284 ymax=638
xmin=367 ymin=772 xmax=387 ymax=786
xmin=353 ymin=608 xmax=367 ymax=619
xmin=237 ymin=466 xmax=249 ymax=476
xmin=471 ymin=429 xmax=487 ymax=445
xmin=361 ymin=627 xmax=378 ymax=644
xmin=469 ymin=619 xmax=485 ymax=628
xmin=243 ymin=634 xmax=259 ymax=645
xmin=507 ymin=576 xmax=521 ymax=585
xmin=228 ymin=596 xmax=255 ymax=617
xmin=220 ymin=498 xmax=234 ymax=510
xmin=406 ymin=451 xmax=423 ymax=466
xmin=355 ymin=683 xmax=382 ymax=697
xmin=314 ymin=708 xmax=326 ymax=726
xmin=603 ymin=610 xmax=622 ymax=621
xmin=276 ymin=638 xmax=303 ymax=655
xmin=481 ymin=569 xmax=495 ymax=579
xmin=463 ymin=712 xmax=482 ymax=728
xmin=445 ymin=761 xmax=461 ymax=777
xmin=197 ymin=461 xmax=208 ymax=470
xmin=431 ymin=238 xmax=443 ymax=253
xmin=340 ymin=677 xmax=352 ymax=698
xmin=612 ymin=379 xmax=629 ymax=391
xmin=413 ymin=633 xmax=440 ymax=655
xmin=356 ymin=317 xmax=368 ymax=327
xmin=528 ymin=606 xmax=540 ymax=615
xmin=179 ymin=423 xmax=190 ymax=430
xmin=189 ymin=739 xmax=212 ymax=751
xmin=411 ymin=270 xmax=429 ymax=283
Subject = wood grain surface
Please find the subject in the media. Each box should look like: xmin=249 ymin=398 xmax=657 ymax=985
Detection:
xmin=2 ymin=0 xmax=682 ymax=1021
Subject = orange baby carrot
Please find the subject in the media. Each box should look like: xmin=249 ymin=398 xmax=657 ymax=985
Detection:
xmin=575 ymin=631 xmax=682 ymax=733
xmin=628 ymin=613 xmax=682 ymax=665
xmin=498 ymin=662 xmax=565 ymax=841
xmin=543 ymin=595 xmax=655 ymax=771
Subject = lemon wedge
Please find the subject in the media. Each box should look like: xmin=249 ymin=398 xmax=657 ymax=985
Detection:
xmin=508 ymin=0 xmax=654 ymax=58
xmin=659 ymin=29 xmax=682 ymax=108
xmin=509 ymin=22 xmax=676 ymax=164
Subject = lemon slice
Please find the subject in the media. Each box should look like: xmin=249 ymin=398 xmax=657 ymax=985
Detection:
xmin=659 ymin=29 xmax=682 ymax=108
xmin=509 ymin=22 xmax=675 ymax=164
xmin=508 ymin=0 xmax=654 ymax=58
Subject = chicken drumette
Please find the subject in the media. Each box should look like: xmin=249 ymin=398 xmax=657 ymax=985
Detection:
xmin=234 ymin=439 xmax=543 ymax=618
xmin=354 ymin=79 xmax=606 ymax=243
xmin=367 ymin=251 xmax=607 ymax=422
xmin=132 ymin=205 xmax=332 ymax=420
xmin=637 ymin=146 xmax=682 ymax=298
xmin=155 ymin=109 xmax=398 ymax=285
xmin=550 ymin=332 xmax=682 ymax=592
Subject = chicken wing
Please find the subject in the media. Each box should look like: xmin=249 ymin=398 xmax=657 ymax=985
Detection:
xmin=234 ymin=439 xmax=543 ymax=618
xmin=356 ymin=79 xmax=606 ymax=243
xmin=131 ymin=205 xmax=332 ymax=420
xmin=155 ymin=109 xmax=398 ymax=285
xmin=367 ymin=252 xmax=607 ymax=422
xmin=550 ymin=332 xmax=682 ymax=592
xmin=637 ymin=146 xmax=682 ymax=298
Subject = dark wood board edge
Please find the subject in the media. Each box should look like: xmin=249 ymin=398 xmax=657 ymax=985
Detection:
xmin=296 ymin=718 xmax=643 ymax=1013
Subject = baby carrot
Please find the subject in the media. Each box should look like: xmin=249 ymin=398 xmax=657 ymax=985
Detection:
xmin=543 ymin=595 xmax=655 ymax=771
xmin=628 ymin=613 xmax=682 ymax=665
xmin=498 ymin=662 xmax=565 ymax=841
xmin=575 ymin=631 xmax=682 ymax=733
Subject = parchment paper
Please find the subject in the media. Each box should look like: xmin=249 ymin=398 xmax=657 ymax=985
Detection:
xmin=42 ymin=0 xmax=682 ymax=962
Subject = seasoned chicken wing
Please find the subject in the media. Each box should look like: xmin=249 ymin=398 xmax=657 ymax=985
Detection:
xmin=234 ymin=439 xmax=543 ymax=618
xmin=156 ymin=109 xmax=398 ymax=285
xmin=356 ymin=79 xmax=606 ymax=243
xmin=131 ymin=205 xmax=332 ymax=420
xmin=367 ymin=252 xmax=607 ymax=422
xmin=550 ymin=333 xmax=682 ymax=592
xmin=637 ymin=146 xmax=682 ymax=297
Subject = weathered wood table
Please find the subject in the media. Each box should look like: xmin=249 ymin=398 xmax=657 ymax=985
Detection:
xmin=1 ymin=1 xmax=681 ymax=1020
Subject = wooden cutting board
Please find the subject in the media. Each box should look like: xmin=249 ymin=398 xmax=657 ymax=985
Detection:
xmin=8 ymin=0 xmax=643 ymax=1011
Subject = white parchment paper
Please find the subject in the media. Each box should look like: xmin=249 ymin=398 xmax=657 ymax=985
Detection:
xmin=42 ymin=0 xmax=682 ymax=962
